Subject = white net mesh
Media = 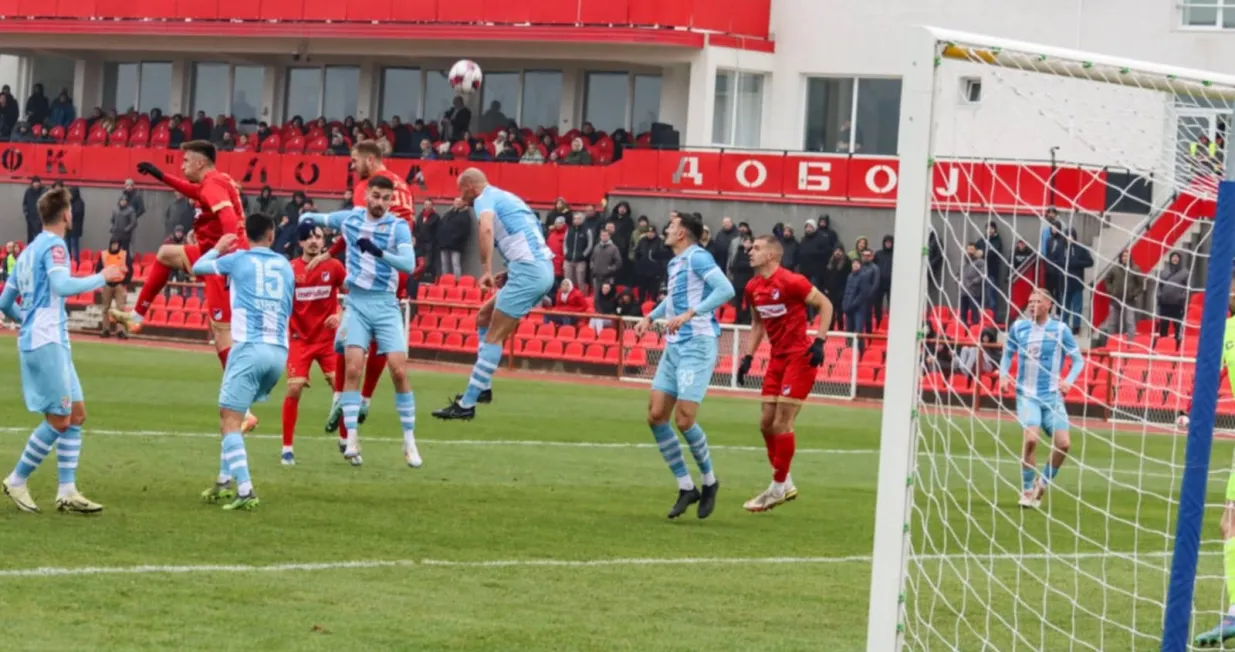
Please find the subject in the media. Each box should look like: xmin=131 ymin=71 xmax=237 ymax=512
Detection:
xmin=900 ymin=37 xmax=1233 ymax=651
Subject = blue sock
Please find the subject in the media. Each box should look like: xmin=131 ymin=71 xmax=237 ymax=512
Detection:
xmin=461 ymin=341 xmax=502 ymax=408
xmin=1022 ymin=467 xmax=1036 ymax=491
xmin=681 ymin=424 xmax=715 ymax=482
xmin=651 ymin=422 xmax=692 ymax=489
xmin=221 ymin=433 xmax=252 ymax=495
xmin=396 ymin=391 xmax=416 ymax=446
xmin=10 ymin=421 xmax=62 ymax=484
xmin=217 ymin=442 xmax=231 ymax=483
xmin=56 ymin=425 xmax=82 ymax=488
xmin=1043 ymin=464 xmax=1060 ymax=485
xmin=477 ymin=326 xmax=489 ymax=353
xmin=341 ymin=390 xmax=361 ymax=448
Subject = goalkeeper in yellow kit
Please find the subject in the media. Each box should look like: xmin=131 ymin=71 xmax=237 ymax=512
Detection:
xmin=1193 ymin=296 xmax=1235 ymax=647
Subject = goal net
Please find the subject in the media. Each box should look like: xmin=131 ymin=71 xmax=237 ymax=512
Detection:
xmin=868 ymin=28 xmax=1235 ymax=652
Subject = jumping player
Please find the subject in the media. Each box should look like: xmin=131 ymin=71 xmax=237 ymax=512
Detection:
xmin=300 ymin=176 xmax=421 ymax=468
xmin=111 ymin=141 xmax=258 ymax=432
xmin=193 ymin=216 xmax=294 ymax=511
xmin=633 ymin=213 xmax=734 ymax=520
xmin=432 ymin=168 xmax=554 ymax=421
xmin=317 ymin=141 xmax=416 ymax=434
xmin=280 ymin=223 xmax=345 ymax=465
xmin=998 ymin=288 xmax=1083 ymax=510
xmin=736 ymin=235 xmax=833 ymax=513
xmin=0 ymin=188 xmax=125 ymax=513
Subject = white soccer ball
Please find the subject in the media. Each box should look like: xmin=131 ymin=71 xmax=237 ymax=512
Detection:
xmin=1176 ymin=414 xmax=1190 ymax=430
xmin=449 ymin=60 xmax=483 ymax=95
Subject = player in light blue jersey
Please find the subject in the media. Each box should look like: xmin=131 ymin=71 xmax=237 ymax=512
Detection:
xmin=299 ymin=175 xmax=421 ymax=467
xmin=998 ymin=288 xmax=1084 ymax=510
xmin=191 ymin=213 xmax=294 ymax=510
xmin=0 ymin=187 xmax=125 ymax=513
xmin=634 ymin=213 xmax=735 ymax=519
xmin=433 ymin=168 xmax=555 ymax=421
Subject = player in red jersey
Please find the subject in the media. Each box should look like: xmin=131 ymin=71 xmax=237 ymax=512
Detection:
xmin=279 ymin=223 xmax=345 ymax=465
xmin=736 ymin=235 xmax=833 ymax=513
xmin=309 ymin=141 xmax=420 ymax=433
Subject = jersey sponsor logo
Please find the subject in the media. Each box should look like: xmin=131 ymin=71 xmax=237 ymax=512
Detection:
xmin=756 ymin=304 xmax=788 ymax=319
xmin=295 ymin=285 xmax=333 ymax=302
xmin=50 ymin=245 xmax=67 ymax=266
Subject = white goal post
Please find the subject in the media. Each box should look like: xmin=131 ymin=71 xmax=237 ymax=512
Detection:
xmin=868 ymin=25 xmax=1235 ymax=652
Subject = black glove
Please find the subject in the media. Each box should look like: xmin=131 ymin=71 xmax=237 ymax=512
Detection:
xmin=808 ymin=337 xmax=825 ymax=367
xmin=356 ymin=238 xmax=383 ymax=258
xmin=736 ymin=355 xmax=754 ymax=386
xmin=136 ymin=162 xmax=164 ymax=181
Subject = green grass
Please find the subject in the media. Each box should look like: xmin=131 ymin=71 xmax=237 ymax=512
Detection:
xmin=0 ymin=340 xmax=1228 ymax=651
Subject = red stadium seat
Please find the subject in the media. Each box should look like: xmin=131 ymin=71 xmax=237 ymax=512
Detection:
xmin=443 ymin=287 xmax=464 ymax=304
xmin=148 ymin=309 xmax=169 ymax=326
xmin=597 ymin=329 xmax=617 ymax=344
xmin=624 ymin=347 xmax=647 ymax=367
xmin=305 ymin=137 xmax=329 ymax=154
xmin=409 ymin=331 xmax=426 ymax=347
xmin=536 ymin=323 xmax=556 ymax=339
xmin=167 ymin=295 xmax=185 ymax=310
xmin=184 ymin=296 xmax=202 ymax=312
xmin=463 ymin=335 xmax=478 ymax=351
xmin=128 ymin=127 xmax=150 ymax=147
xmin=185 ymin=313 xmax=206 ymax=330
xmin=459 ymin=317 xmax=477 ymax=333
xmin=416 ymin=315 xmax=439 ymax=331
xmin=48 ymin=125 xmax=65 ymax=142
xmin=575 ymin=328 xmax=596 ymax=343
xmin=584 ymin=344 xmax=606 ymax=360
xmin=450 ymin=141 xmax=470 ymax=158
xmin=425 ymin=332 xmax=445 ymax=349
xmin=518 ymin=338 xmax=543 ymax=357
xmin=462 ymin=288 xmax=482 ymax=304
xmin=149 ymin=129 xmax=170 ymax=149
xmin=283 ymin=136 xmax=306 ymax=154
xmin=457 ymin=275 xmax=476 ymax=288
xmin=438 ymin=316 xmax=459 ymax=332
xmin=86 ymin=126 xmax=108 ymax=146
xmin=437 ymin=274 xmax=457 ymax=287
xmin=444 ymin=333 xmax=464 ymax=351
xmin=564 ymin=342 xmax=586 ymax=361
xmin=556 ymin=325 xmax=577 ymax=342
xmin=516 ymin=321 xmax=537 ymax=337
xmin=151 ymin=294 xmax=167 ymax=309
xmin=543 ymin=340 xmax=565 ymax=359
xmin=167 ymin=311 xmax=187 ymax=327
xmin=108 ymin=127 xmax=129 ymax=147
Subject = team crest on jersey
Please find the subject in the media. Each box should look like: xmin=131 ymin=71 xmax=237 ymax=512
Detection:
xmin=51 ymin=245 xmax=67 ymax=266
xmin=782 ymin=385 xmax=792 ymax=395
xmin=771 ymin=288 xmax=780 ymax=300
xmin=323 ymin=272 xmax=331 ymax=282
xmin=213 ymin=308 xmax=224 ymax=320
xmin=61 ymin=396 xmax=71 ymax=410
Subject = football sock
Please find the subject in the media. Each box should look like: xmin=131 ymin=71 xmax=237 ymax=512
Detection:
xmin=362 ymin=354 xmax=385 ymax=399
xmin=8 ymin=421 xmax=62 ymax=486
xmin=461 ymin=341 xmax=502 ymax=408
xmin=341 ymin=390 xmax=361 ymax=449
xmin=56 ymin=425 xmax=82 ymax=498
xmin=477 ymin=326 xmax=489 ymax=352
xmin=221 ymin=433 xmax=252 ymax=495
xmin=217 ymin=439 xmax=231 ymax=484
xmin=1043 ymin=463 xmax=1060 ymax=486
xmin=395 ymin=392 xmax=416 ymax=449
xmin=1226 ymin=538 xmax=1235 ymax=615
xmin=681 ymin=424 xmax=715 ymax=484
xmin=281 ymin=395 xmax=299 ymax=448
xmin=217 ymin=347 xmax=230 ymax=369
xmin=651 ymin=422 xmax=693 ymax=490
xmin=1022 ymin=467 xmax=1036 ymax=492
xmin=772 ymin=432 xmax=795 ymax=484
xmin=134 ymin=262 xmax=172 ymax=317
xmin=333 ymin=357 xmax=347 ymax=391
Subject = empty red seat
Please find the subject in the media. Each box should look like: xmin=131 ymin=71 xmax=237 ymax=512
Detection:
xmin=576 ymin=328 xmax=596 ymax=343
xmin=603 ymin=346 xmax=619 ymax=363
xmin=462 ymin=288 xmax=482 ymax=304
xmin=584 ymin=344 xmax=606 ymax=359
xmin=625 ymin=347 xmax=647 ymax=367
xmin=564 ymin=342 xmax=586 ymax=360
xmin=438 ymin=316 xmax=459 ymax=332
xmin=425 ymin=332 xmax=445 ymax=349
xmin=167 ymin=295 xmax=185 ymax=310
xmin=536 ymin=324 xmax=556 ymax=339
xmin=543 ymin=340 xmax=565 ymax=359
xmin=519 ymin=338 xmax=543 ymax=357
xmin=185 ymin=313 xmax=206 ymax=330
xmin=517 ymin=321 xmax=537 ymax=337
xmin=444 ymin=287 xmax=464 ymax=303
xmin=409 ymin=331 xmax=426 ymax=346
xmin=184 ymin=296 xmax=202 ymax=312
xmin=463 ymin=334 xmax=478 ymax=351
xmin=167 ymin=311 xmax=187 ymax=326
xmin=148 ymin=309 xmax=168 ymax=326
xmin=457 ymin=275 xmax=476 ymax=288
xmin=444 ymin=333 xmax=464 ymax=351
xmin=416 ymin=315 xmax=439 ymax=331
xmin=438 ymin=274 xmax=457 ymax=287
xmin=557 ymin=325 xmax=577 ymax=341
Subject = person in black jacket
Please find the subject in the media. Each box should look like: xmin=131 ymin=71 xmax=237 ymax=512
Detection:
xmin=607 ymin=201 xmax=635 ymax=255
xmin=779 ymin=225 xmax=801 ymax=272
xmin=872 ymin=235 xmax=894 ymax=327
xmin=633 ymin=226 xmax=669 ymax=302
xmin=728 ymin=233 xmax=755 ymax=324
xmin=438 ymin=198 xmax=472 ymax=277
xmin=927 ymin=229 xmax=944 ymax=304
xmin=822 ymin=246 xmax=850 ymax=331
xmin=816 ymin=214 xmax=839 ymax=256
xmin=68 ymin=186 xmax=85 ymax=263
xmin=415 ymin=200 xmax=441 ymax=280
xmin=1049 ymin=227 xmax=1093 ymax=333
xmin=22 ymin=177 xmax=43 ymax=243
xmin=798 ymin=219 xmax=830 ymax=288
xmin=977 ymin=221 xmax=1006 ymax=321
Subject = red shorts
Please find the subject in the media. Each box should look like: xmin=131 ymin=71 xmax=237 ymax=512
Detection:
xmin=761 ymin=353 xmax=816 ymax=403
xmin=396 ymin=271 xmax=410 ymax=300
xmin=287 ymin=337 xmax=338 ymax=381
xmin=184 ymin=244 xmax=231 ymax=324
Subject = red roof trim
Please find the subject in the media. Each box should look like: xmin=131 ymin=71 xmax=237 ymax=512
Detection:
xmin=708 ymin=34 xmax=776 ymax=53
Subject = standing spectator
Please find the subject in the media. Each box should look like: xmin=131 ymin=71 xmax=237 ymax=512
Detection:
xmin=1042 ymin=224 xmax=1066 ymax=305
xmin=634 ymin=226 xmax=669 ymax=302
xmin=437 ymin=198 xmax=472 ymax=278
xmin=562 ymin=212 xmax=594 ymax=292
xmin=68 ymin=187 xmax=85 ymax=263
xmin=849 ymin=236 xmax=869 ymax=261
xmin=798 ymin=219 xmax=830 ymax=290
xmin=727 ymin=221 xmax=753 ymax=272
xmin=283 ymin=191 xmax=309 ymax=225
xmin=728 ymin=234 xmax=755 ymax=324
xmin=1099 ymin=249 xmax=1144 ymax=339
xmin=547 ymin=216 xmax=568 ymax=286
xmin=1040 ymin=207 xmax=1063 ymax=254
xmin=779 ymin=225 xmax=801 ymax=272
xmin=389 ymin=116 xmax=413 ymax=154
xmin=339 ymin=190 xmax=353 ymax=211
xmin=1011 ymin=239 xmax=1034 ymax=270
xmin=546 ymin=197 xmax=572 ymax=234
xmin=49 ymin=90 xmax=75 ymax=129
xmin=822 ymin=246 xmax=851 ymax=331
xmin=210 ymin=114 xmax=229 ymax=146
xmin=978 ymin=221 xmax=1006 ymax=320
xmin=23 ymin=84 xmax=49 ymax=128
xmin=191 ymin=111 xmax=212 ymax=141
xmin=816 ymin=215 xmax=840 ymax=256
xmin=872 ymin=235 xmax=894 ymax=327
xmin=710 ymin=217 xmax=738 ymax=273
xmin=415 ymin=200 xmax=441 ymax=280
xmin=0 ymin=85 xmax=19 ymax=132
xmin=928 ymin=229 xmax=944 ymax=304
xmin=253 ymin=186 xmax=280 ymax=217
xmin=165 ymin=192 xmax=196 ymax=239
xmin=843 ymin=258 xmax=870 ymax=345
xmin=23 ymin=177 xmax=43 ymax=243
xmin=1051 ymin=227 xmax=1093 ymax=333
xmin=109 ymin=196 xmax=138 ymax=251
xmin=273 ymin=214 xmax=299 ymax=259
xmin=443 ymin=96 xmax=471 ymax=142
xmin=959 ymin=242 xmax=987 ymax=325
xmin=122 ymin=179 xmax=146 ymax=220
xmin=0 ymin=95 xmax=12 ymax=139
xmin=96 ymin=238 xmax=134 ymax=339
xmin=589 ymin=228 xmax=622 ymax=292
xmin=1156 ymin=251 xmax=1190 ymax=342
xmin=607 ymin=201 xmax=635 ymax=255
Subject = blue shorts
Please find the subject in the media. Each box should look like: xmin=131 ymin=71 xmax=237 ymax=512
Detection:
xmin=1016 ymin=395 xmax=1070 ymax=437
xmin=219 ymin=344 xmax=287 ymax=413
xmin=495 ymin=260 xmax=554 ymax=319
xmin=20 ymin=345 xmax=82 ymax=416
xmin=651 ymin=337 xmax=718 ymax=404
xmin=341 ymin=292 xmax=405 ymax=356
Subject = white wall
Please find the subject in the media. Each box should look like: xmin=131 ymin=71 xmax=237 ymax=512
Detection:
xmin=0 ymin=55 xmax=20 ymax=92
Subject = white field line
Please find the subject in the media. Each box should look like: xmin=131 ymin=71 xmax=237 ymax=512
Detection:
xmin=0 ymin=427 xmax=1217 ymax=482
xmin=0 ymin=550 xmax=1220 ymax=579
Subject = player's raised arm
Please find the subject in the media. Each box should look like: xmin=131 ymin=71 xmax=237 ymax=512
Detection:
xmin=46 ymin=246 xmax=113 ymax=297
xmin=136 ymin=162 xmax=202 ymax=202
xmin=0 ymin=282 xmax=21 ymax=322
xmin=357 ymin=220 xmax=416 ymax=273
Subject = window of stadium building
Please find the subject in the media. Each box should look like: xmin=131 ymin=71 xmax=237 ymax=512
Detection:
xmin=191 ymin=63 xmax=264 ymax=124
xmin=102 ymin=62 xmax=172 ymax=114
xmin=1180 ymin=0 xmax=1235 ymax=28
xmin=284 ymin=66 xmax=359 ymax=122
xmin=712 ymin=69 xmax=764 ymax=148
xmin=803 ymin=77 xmax=902 ymax=156
xmin=382 ymin=69 xmax=561 ymax=132
xmin=583 ymin=72 xmax=661 ymax=134
xmin=379 ymin=68 xmax=421 ymax=123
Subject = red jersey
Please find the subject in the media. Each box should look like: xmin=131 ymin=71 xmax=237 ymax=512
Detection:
xmin=745 ymin=267 xmax=815 ymax=355
xmin=290 ymin=257 xmax=346 ymax=344
xmin=191 ymin=169 xmax=248 ymax=250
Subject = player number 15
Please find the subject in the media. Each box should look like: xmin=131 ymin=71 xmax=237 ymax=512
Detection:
xmin=253 ymin=259 xmax=285 ymax=299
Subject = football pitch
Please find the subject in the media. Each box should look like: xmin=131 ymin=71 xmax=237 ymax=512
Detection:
xmin=0 ymin=340 xmax=1231 ymax=651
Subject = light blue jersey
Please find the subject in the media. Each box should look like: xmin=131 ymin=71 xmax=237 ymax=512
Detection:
xmin=11 ymin=233 xmax=83 ymax=351
xmin=197 ymin=247 xmax=295 ymax=349
xmin=663 ymin=245 xmax=731 ymax=344
xmin=473 ymin=185 xmax=553 ymax=264
xmin=306 ymin=208 xmax=414 ymax=294
xmin=1001 ymin=317 xmax=1084 ymax=401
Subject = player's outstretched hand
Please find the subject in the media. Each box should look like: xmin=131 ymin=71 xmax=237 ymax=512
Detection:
xmin=633 ymin=317 xmax=651 ymax=338
xmin=356 ymin=238 xmax=384 ymax=258
xmin=100 ymin=265 xmax=126 ymax=284
xmin=808 ymin=337 xmax=825 ymax=367
xmin=999 ymin=375 xmax=1014 ymax=394
xmin=494 ymin=271 xmax=508 ymax=289
xmin=479 ymin=273 xmax=496 ymax=291
xmin=736 ymin=355 xmax=754 ymax=386
xmin=664 ymin=314 xmax=690 ymax=335
xmin=305 ymin=252 xmax=332 ymax=271
xmin=325 ymin=314 xmax=341 ymax=330
xmin=135 ymin=162 xmax=164 ymax=181
xmin=214 ymin=233 xmax=238 ymax=256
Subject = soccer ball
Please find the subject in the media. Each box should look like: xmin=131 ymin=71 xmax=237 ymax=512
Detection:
xmin=449 ymin=60 xmax=483 ymax=95
xmin=1176 ymin=414 xmax=1190 ymax=430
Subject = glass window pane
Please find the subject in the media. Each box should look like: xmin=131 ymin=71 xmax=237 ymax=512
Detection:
xmin=322 ymin=66 xmax=359 ymax=121
xmin=712 ymin=70 xmax=734 ymax=145
xmin=285 ymin=68 xmax=321 ymax=121
xmin=854 ymin=78 xmax=902 ymax=155
xmin=1223 ymin=4 xmax=1235 ymax=27
xmin=137 ymin=62 xmax=171 ymax=113
xmin=632 ymin=74 xmax=661 ymax=135
xmin=804 ymin=77 xmax=854 ymax=153
xmin=104 ymin=62 xmax=139 ymax=113
xmin=521 ymin=71 xmax=562 ymax=131
xmin=191 ymin=63 xmax=230 ymax=118
xmin=584 ymin=72 xmax=628 ymax=133
xmin=424 ymin=70 xmax=454 ymax=125
xmin=1184 ymin=0 xmax=1219 ymax=25
xmin=479 ymin=72 xmax=519 ymax=132
xmin=232 ymin=66 xmax=264 ymax=124
xmin=380 ymin=68 xmax=420 ymax=123
xmin=734 ymin=73 xmax=763 ymax=148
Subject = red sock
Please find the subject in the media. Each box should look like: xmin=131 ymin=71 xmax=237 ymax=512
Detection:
xmin=333 ymin=355 xmax=347 ymax=391
xmin=281 ymin=395 xmax=299 ymax=448
xmin=761 ymin=433 xmax=776 ymax=468
xmin=772 ymin=432 xmax=796 ymax=483
xmin=134 ymin=262 xmax=172 ymax=317
xmin=217 ymin=347 xmax=230 ymax=369
xmin=362 ymin=350 xmax=385 ymax=399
